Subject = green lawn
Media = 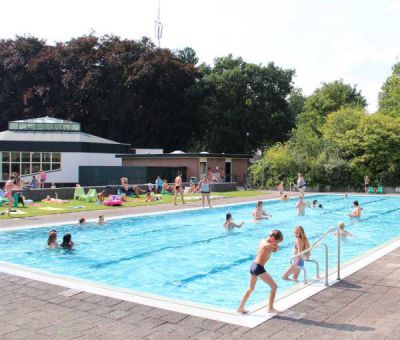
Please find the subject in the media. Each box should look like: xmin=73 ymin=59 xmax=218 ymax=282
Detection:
xmin=0 ymin=190 xmax=268 ymax=219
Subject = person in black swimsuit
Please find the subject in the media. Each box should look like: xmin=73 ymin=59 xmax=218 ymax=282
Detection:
xmin=237 ymin=230 xmax=284 ymax=314
xmin=173 ymin=172 xmax=185 ymax=205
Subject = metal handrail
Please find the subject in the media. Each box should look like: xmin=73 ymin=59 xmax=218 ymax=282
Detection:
xmin=289 ymin=227 xmax=334 ymax=286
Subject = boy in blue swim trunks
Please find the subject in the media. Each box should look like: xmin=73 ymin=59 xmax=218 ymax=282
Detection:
xmin=237 ymin=230 xmax=284 ymax=314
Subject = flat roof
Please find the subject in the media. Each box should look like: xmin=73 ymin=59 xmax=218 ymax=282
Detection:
xmin=116 ymin=153 xmax=251 ymax=159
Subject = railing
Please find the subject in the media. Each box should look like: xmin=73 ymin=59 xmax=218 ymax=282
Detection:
xmin=289 ymin=227 xmax=335 ymax=286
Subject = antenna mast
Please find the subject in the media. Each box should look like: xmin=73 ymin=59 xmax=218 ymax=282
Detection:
xmin=154 ymin=0 xmax=163 ymax=48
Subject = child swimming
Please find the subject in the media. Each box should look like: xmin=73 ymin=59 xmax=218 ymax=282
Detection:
xmin=237 ymin=230 xmax=284 ymax=314
xmin=224 ymin=213 xmax=245 ymax=229
xmin=349 ymin=200 xmax=362 ymax=217
xmin=282 ymin=226 xmax=310 ymax=282
xmin=333 ymin=221 xmax=352 ymax=237
xmin=252 ymin=201 xmax=271 ymax=220
xmin=296 ymin=197 xmax=305 ymax=216
xmin=47 ymin=230 xmax=58 ymax=249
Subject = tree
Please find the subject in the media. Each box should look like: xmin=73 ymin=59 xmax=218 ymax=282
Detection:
xmin=0 ymin=35 xmax=203 ymax=151
xmin=197 ymin=55 xmax=295 ymax=153
xmin=287 ymin=88 xmax=306 ymax=122
xmin=176 ymin=47 xmax=199 ymax=65
xmin=0 ymin=36 xmax=46 ymax=128
xmin=379 ymin=62 xmax=400 ymax=117
xmin=296 ymin=80 xmax=367 ymax=134
xmin=339 ymin=114 xmax=400 ymax=184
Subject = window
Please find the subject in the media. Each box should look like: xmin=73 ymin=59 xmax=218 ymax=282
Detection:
xmin=0 ymin=152 xmax=62 ymax=181
xmin=21 ymin=163 xmax=31 ymax=175
xmin=11 ymin=152 xmax=20 ymax=162
xmin=21 ymin=152 xmax=30 ymax=162
xmin=2 ymin=163 xmax=10 ymax=180
xmin=32 ymin=153 xmax=40 ymax=162
xmin=52 ymin=153 xmax=61 ymax=162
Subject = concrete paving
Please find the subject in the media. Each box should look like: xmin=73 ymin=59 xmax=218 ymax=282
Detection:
xmin=1 ymin=192 xmax=400 ymax=339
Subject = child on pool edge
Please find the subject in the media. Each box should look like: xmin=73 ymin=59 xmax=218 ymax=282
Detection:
xmin=282 ymin=226 xmax=310 ymax=282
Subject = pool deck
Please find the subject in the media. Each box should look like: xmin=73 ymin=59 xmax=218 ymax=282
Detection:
xmin=1 ymin=192 xmax=400 ymax=339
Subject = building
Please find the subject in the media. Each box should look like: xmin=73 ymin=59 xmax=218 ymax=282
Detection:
xmin=0 ymin=117 xmax=130 ymax=185
xmin=0 ymin=117 xmax=251 ymax=187
xmin=118 ymin=151 xmax=250 ymax=185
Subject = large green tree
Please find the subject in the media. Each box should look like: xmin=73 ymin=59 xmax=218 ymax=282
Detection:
xmin=296 ymin=80 xmax=367 ymax=134
xmin=197 ymin=55 xmax=295 ymax=153
xmin=379 ymin=62 xmax=400 ymax=117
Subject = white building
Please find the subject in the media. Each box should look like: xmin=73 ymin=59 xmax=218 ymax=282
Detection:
xmin=0 ymin=117 xmax=130 ymax=185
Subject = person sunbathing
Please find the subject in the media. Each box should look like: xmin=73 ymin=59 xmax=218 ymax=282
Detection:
xmin=162 ymin=179 xmax=174 ymax=193
xmin=145 ymin=192 xmax=162 ymax=202
xmin=42 ymin=195 xmax=69 ymax=204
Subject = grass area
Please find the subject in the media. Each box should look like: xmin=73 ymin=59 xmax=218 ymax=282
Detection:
xmin=0 ymin=190 xmax=268 ymax=220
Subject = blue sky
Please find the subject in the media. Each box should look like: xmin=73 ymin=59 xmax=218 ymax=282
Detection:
xmin=2 ymin=0 xmax=399 ymax=111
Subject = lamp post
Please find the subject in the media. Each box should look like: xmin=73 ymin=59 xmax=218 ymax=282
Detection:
xmin=245 ymin=132 xmax=249 ymax=153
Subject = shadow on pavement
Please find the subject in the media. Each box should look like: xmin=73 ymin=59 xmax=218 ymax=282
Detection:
xmin=276 ymin=316 xmax=374 ymax=332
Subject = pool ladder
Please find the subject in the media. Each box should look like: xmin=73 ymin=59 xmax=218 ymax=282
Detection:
xmin=289 ymin=226 xmax=341 ymax=286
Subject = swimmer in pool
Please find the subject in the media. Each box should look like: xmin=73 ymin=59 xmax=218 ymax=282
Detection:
xmin=333 ymin=221 xmax=352 ymax=238
xmin=224 ymin=213 xmax=245 ymax=229
xmin=237 ymin=230 xmax=284 ymax=314
xmin=349 ymin=200 xmax=362 ymax=217
xmin=296 ymin=197 xmax=305 ymax=216
xmin=47 ymin=230 xmax=58 ymax=249
xmin=282 ymin=226 xmax=310 ymax=282
xmin=252 ymin=201 xmax=271 ymax=220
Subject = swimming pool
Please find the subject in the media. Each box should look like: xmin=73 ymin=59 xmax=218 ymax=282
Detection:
xmin=0 ymin=194 xmax=399 ymax=312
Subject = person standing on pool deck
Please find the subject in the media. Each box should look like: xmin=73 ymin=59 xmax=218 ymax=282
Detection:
xmin=296 ymin=173 xmax=307 ymax=197
xmin=237 ymin=230 xmax=284 ymax=314
xmin=198 ymin=175 xmax=212 ymax=208
xmin=282 ymin=226 xmax=310 ymax=282
xmin=173 ymin=172 xmax=185 ymax=205
xmin=364 ymin=175 xmax=370 ymax=194
xmin=349 ymin=200 xmax=362 ymax=217
xmin=4 ymin=174 xmax=15 ymax=217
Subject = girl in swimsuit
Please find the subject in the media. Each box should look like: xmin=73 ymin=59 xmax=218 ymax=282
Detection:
xmin=4 ymin=174 xmax=15 ymax=217
xmin=47 ymin=230 xmax=58 ymax=249
xmin=224 ymin=213 xmax=245 ymax=229
xmin=237 ymin=230 xmax=284 ymax=314
xmin=282 ymin=226 xmax=310 ymax=282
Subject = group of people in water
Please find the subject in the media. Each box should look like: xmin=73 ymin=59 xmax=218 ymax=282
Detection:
xmin=47 ymin=230 xmax=73 ymax=249
xmin=47 ymin=215 xmax=106 ymax=249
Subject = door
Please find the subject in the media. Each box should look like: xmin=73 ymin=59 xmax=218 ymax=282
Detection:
xmin=225 ymin=161 xmax=232 ymax=182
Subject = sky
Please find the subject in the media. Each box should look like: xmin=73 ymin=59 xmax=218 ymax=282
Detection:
xmin=1 ymin=0 xmax=399 ymax=112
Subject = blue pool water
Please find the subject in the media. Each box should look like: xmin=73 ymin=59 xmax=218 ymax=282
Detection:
xmin=0 ymin=194 xmax=400 ymax=310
